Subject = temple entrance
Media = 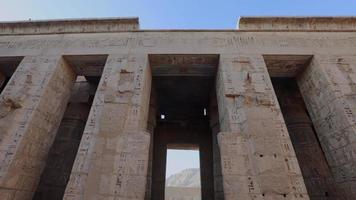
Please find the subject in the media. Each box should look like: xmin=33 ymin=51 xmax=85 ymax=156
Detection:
xmin=148 ymin=55 xmax=220 ymax=200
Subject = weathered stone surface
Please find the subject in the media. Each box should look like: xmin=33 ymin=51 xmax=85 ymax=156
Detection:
xmin=33 ymin=80 xmax=97 ymax=200
xmin=0 ymin=56 xmax=76 ymax=199
xmin=0 ymin=18 xmax=138 ymax=35
xmin=273 ymin=78 xmax=343 ymax=199
xmin=216 ymin=54 xmax=309 ymax=199
xmin=298 ymin=55 xmax=356 ymax=199
xmin=63 ymin=54 xmax=152 ymax=200
xmin=239 ymin=17 xmax=356 ymax=31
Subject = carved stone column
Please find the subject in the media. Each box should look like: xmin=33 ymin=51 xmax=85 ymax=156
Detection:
xmin=64 ymin=54 xmax=152 ymax=200
xmin=216 ymin=54 xmax=309 ymax=200
xmin=298 ymin=55 xmax=356 ymax=199
xmin=273 ymin=78 xmax=341 ymax=199
xmin=34 ymin=80 xmax=97 ymax=200
xmin=0 ymin=56 xmax=76 ymax=199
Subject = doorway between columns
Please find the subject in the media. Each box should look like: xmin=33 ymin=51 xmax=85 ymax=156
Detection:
xmin=148 ymin=54 xmax=220 ymax=200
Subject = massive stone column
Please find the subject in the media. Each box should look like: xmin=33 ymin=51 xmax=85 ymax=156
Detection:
xmin=64 ymin=54 xmax=152 ymax=200
xmin=216 ymin=54 xmax=309 ymax=200
xmin=0 ymin=56 xmax=76 ymax=199
xmin=33 ymin=80 xmax=96 ymax=200
xmin=34 ymin=103 xmax=90 ymax=200
xmin=273 ymin=78 xmax=341 ymax=199
xmin=298 ymin=55 xmax=356 ymax=199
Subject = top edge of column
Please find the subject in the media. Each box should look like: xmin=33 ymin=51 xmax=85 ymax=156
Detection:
xmin=0 ymin=17 xmax=139 ymax=35
xmin=238 ymin=16 xmax=356 ymax=31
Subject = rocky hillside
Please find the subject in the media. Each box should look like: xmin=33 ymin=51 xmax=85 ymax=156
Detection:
xmin=166 ymin=168 xmax=201 ymax=187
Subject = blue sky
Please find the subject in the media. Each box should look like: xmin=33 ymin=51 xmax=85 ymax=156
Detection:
xmin=1 ymin=0 xmax=356 ymax=29
xmin=166 ymin=150 xmax=200 ymax=177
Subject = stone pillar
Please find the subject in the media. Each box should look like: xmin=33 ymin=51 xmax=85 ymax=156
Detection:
xmin=33 ymin=102 xmax=91 ymax=200
xmin=297 ymin=55 xmax=356 ymax=199
xmin=145 ymin=89 xmax=156 ymax=200
xmin=216 ymin=54 xmax=309 ymax=200
xmin=273 ymin=78 xmax=341 ymax=199
xmin=33 ymin=81 xmax=96 ymax=200
xmin=0 ymin=56 xmax=76 ymax=199
xmin=64 ymin=54 xmax=152 ymax=200
xmin=151 ymin=126 xmax=168 ymax=200
xmin=199 ymin=128 xmax=214 ymax=200
xmin=209 ymin=91 xmax=224 ymax=200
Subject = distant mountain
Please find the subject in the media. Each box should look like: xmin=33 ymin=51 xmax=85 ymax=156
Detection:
xmin=166 ymin=168 xmax=201 ymax=188
xmin=165 ymin=168 xmax=201 ymax=200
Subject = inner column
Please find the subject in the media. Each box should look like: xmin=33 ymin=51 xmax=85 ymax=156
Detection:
xmin=33 ymin=55 xmax=107 ymax=200
xmin=32 ymin=78 xmax=98 ymax=200
xmin=272 ymin=77 xmax=341 ymax=199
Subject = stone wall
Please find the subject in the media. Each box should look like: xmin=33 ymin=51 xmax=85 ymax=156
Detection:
xmin=239 ymin=17 xmax=356 ymax=31
xmin=0 ymin=18 xmax=139 ymax=35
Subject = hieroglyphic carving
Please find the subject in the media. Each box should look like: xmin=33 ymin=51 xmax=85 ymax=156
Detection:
xmin=64 ymin=54 xmax=151 ymax=200
xmin=0 ymin=55 xmax=76 ymax=199
xmin=297 ymin=55 xmax=356 ymax=198
xmin=1 ymin=33 xmax=356 ymax=59
xmin=216 ymin=54 xmax=308 ymax=199
xmin=273 ymin=78 xmax=343 ymax=199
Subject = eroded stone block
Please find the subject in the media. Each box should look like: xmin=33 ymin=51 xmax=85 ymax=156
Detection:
xmin=0 ymin=56 xmax=76 ymax=198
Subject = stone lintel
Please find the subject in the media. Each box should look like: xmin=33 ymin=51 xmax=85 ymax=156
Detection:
xmin=239 ymin=16 xmax=356 ymax=31
xmin=0 ymin=17 xmax=139 ymax=35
